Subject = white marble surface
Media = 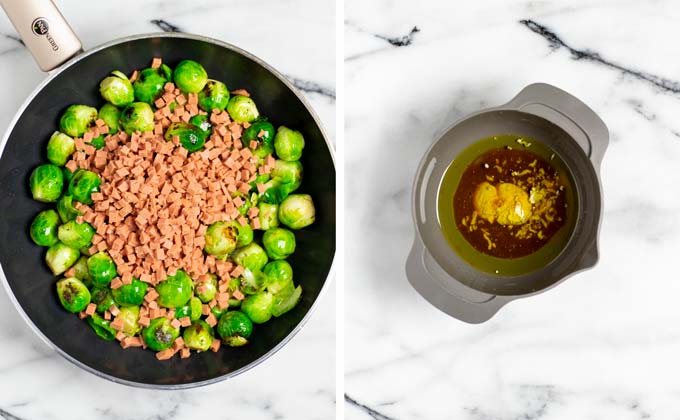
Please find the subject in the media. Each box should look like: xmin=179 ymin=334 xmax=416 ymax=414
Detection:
xmin=345 ymin=1 xmax=680 ymax=419
xmin=0 ymin=1 xmax=335 ymax=419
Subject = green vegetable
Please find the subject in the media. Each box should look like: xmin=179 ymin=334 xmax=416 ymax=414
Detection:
xmin=164 ymin=122 xmax=206 ymax=152
xmin=262 ymin=228 xmax=296 ymax=260
xmin=182 ymin=320 xmax=214 ymax=352
xmin=29 ymin=164 xmax=63 ymax=202
xmin=91 ymin=287 xmax=115 ymax=313
xmin=216 ymin=311 xmax=253 ymax=346
xmin=99 ymin=70 xmax=134 ymax=106
xmin=87 ymin=251 xmax=118 ymax=287
xmin=142 ymin=317 xmax=179 ymax=351
xmin=87 ymin=313 xmax=116 ymax=340
xmin=261 ymin=179 xmax=295 ymax=205
xmin=57 ymin=220 xmax=95 ymax=249
xmin=190 ymin=114 xmax=212 ymax=136
xmin=56 ymin=195 xmax=82 ymax=223
xmin=67 ymin=169 xmax=101 ymax=205
xmin=278 ymin=194 xmax=315 ymax=229
xmin=30 ymin=209 xmax=60 ymax=246
xmin=263 ymin=260 xmax=293 ymax=294
xmin=227 ymin=95 xmax=259 ymax=123
xmin=120 ymin=102 xmax=154 ymax=134
xmin=173 ymin=60 xmax=208 ymax=93
xmin=70 ymin=256 xmax=92 ymax=287
xmin=117 ymin=305 xmax=141 ymax=336
xmin=203 ymin=220 xmax=251 ymax=256
xmin=198 ymin=79 xmax=230 ymax=112
xmin=56 ymin=277 xmax=91 ymax=313
xmin=59 ymin=104 xmax=97 ymax=137
xmin=46 ymin=242 xmax=79 ymax=275
xmin=273 ymin=126 xmax=304 ymax=161
xmin=211 ymin=305 xmax=228 ymax=319
xmin=195 ymin=273 xmax=217 ymax=303
xmin=88 ymin=135 xmax=106 ymax=150
xmin=232 ymin=242 xmax=268 ymax=272
xmin=272 ymin=284 xmax=302 ymax=317
xmin=271 ymin=160 xmax=302 ymax=192
xmin=46 ymin=131 xmax=76 ymax=166
xmin=156 ymin=269 xmax=193 ymax=308
xmin=112 ymin=277 xmax=148 ymax=306
xmin=258 ymin=202 xmax=279 ymax=230
xmin=240 ymin=268 xmax=268 ymax=295
xmin=243 ymin=120 xmax=275 ymax=158
xmin=133 ymin=67 xmax=168 ymax=104
xmin=176 ymin=296 xmax=202 ymax=321
xmin=241 ymin=292 xmax=274 ymax=324
xmin=98 ymin=103 xmax=120 ymax=133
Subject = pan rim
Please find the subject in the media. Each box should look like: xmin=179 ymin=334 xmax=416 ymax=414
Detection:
xmin=0 ymin=31 xmax=336 ymax=389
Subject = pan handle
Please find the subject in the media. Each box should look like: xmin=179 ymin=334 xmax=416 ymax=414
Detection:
xmin=0 ymin=0 xmax=82 ymax=72
xmin=505 ymin=83 xmax=609 ymax=170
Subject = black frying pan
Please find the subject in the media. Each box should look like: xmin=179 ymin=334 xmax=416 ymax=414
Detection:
xmin=0 ymin=0 xmax=335 ymax=388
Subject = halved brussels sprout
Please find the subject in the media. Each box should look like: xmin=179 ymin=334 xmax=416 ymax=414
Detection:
xmin=189 ymin=114 xmax=212 ymax=136
xmin=87 ymin=313 xmax=116 ymax=341
xmin=198 ymin=80 xmax=230 ymax=112
xmin=98 ymin=103 xmax=120 ymax=133
xmin=133 ymin=67 xmax=169 ymax=104
xmin=175 ymin=296 xmax=202 ymax=321
xmin=164 ymin=122 xmax=206 ymax=152
xmin=142 ymin=317 xmax=179 ymax=351
xmin=59 ymin=104 xmax=97 ymax=137
xmin=173 ymin=60 xmax=208 ymax=93
xmin=232 ymin=242 xmax=268 ymax=272
xmin=112 ymin=277 xmax=148 ymax=306
xmin=68 ymin=169 xmax=101 ymax=205
xmin=120 ymin=102 xmax=154 ymax=134
xmin=243 ymin=120 xmax=275 ymax=158
xmin=46 ymin=131 xmax=76 ymax=166
xmin=56 ymin=195 xmax=82 ymax=223
xmin=117 ymin=305 xmax=141 ymax=336
xmin=156 ymin=269 xmax=193 ymax=308
xmin=56 ymin=277 xmax=91 ymax=313
xmin=216 ymin=311 xmax=253 ymax=346
xmin=195 ymin=273 xmax=217 ymax=303
xmin=70 ymin=256 xmax=92 ymax=287
xmin=91 ymin=287 xmax=115 ymax=313
xmin=262 ymin=228 xmax=296 ymax=260
xmin=241 ymin=292 xmax=274 ymax=324
xmin=227 ymin=95 xmax=259 ymax=123
xmin=278 ymin=194 xmax=315 ymax=229
xmin=57 ymin=220 xmax=95 ymax=249
xmin=258 ymin=203 xmax=279 ymax=230
xmin=46 ymin=242 xmax=79 ymax=275
xmin=203 ymin=220 xmax=251 ymax=256
xmin=263 ymin=260 xmax=293 ymax=294
xmin=99 ymin=70 xmax=134 ymax=106
xmin=240 ymin=268 xmax=268 ymax=295
xmin=183 ymin=320 xmax=214 ymax=352
xmin=87 ymin=251 xmax=118 ymax=287
xmin=30 ymin=164 xmax=63 ymax=203
xmin=30 ymin=209 xmax=60 ymax=247
xmin=274 ymin=126 xmax=304 ymax=162
xmin=271 ymin=284 xmax=302 ymax=317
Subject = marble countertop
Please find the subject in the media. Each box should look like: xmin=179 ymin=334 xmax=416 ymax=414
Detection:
xmin=0 ymin=1 xmax=335 ymax=419
xmin=345 ymin=1 xmax=680 ymax=419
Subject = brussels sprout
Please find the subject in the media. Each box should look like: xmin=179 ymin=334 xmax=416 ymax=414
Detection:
xmin=243 ymin=120 xmax=275 ymax=158
xmin=279 ymin=194 xmax=315 ymax=229
xmin=262 ymin=228 xmax=296 ymax=260
xmin=98 ymin=103 xmax=120 ymax=133
xmin=227 ymin=95 xmax=259 ymax=123
xmin=56 ymin=277 xmax=91 ymax=313
xmin=112 ymin=277 xmax=148 ymax=306
xmin=240 ymin=268 xmax=268 ymax=295
xmin=258 ymin=202 xmax=279 ymax=230
xmin=198 ymin=79 xmax=230 ymax=112
xmin=117 ymin=305 xmax=141 ymax=336
xmin=142 ymin=317 xmax=180 ymax=351
xmin=204 ymin=220 xmax=252 ymax=256
xmin=59 ymin=104 xmax=97 ymax=137
xmin=56 ymin=195 xmax=81 ymax=223
xmin=260 ymin=179 xmax=295 ymax=205
xmin=176 ymin=296 xmax=202 ymax=321
xmin=274 ymin=126 xmax=305 ymax=161
xmin=156 ymin=269 xmax=193 ymax=308
xmin=88 ymin=135 xmax=106 ymax=150
xmin=250 ymin=173 xmax=271 ymax=192
xmin=234 ymin=192 xmax=257 ymax=217
xmin=46 ymin=242 xmax=79 ymax=275
xmin=216 ymin=311 xmax=253 ymax=346
xmin=68 ymin=169 xmax=101 ymax=205
xmin=195 ymin=273 xmax=217 ymax=303
xmin=99 ymin=70 xmax=134 ymax=106
xmin=30 ymin=164 xmax=63 ymax=202
xmin=173 ymin=60 xmax=208 ymax=93
xmin=211 ymin=305 xmax=228 ymax=319
xmin=91 ymin=287 xmax=115 ymax=313
xmin=57 ymin=220 xmax=95 ymax=249
xmin=87 ymin=251 xmax=118 ymax=287
xmin=271 ymin=160 xmax=302 ymax=192
xmin=30 ymin=209 xmax=60 ymax=246
xmin=241 ymin=292 xmax=274 ymax=324
xmin=263 ymin=260 xmax=293 ymax=294
xmin=183 ymin=320 xmax=214 ymax=352
xmin=120 ymin=102 xmax=154 ymax=134
xmin=133 ymin=67 xmax=168 ymax=104
xmin=46 ymin=131 xmax=76 ymax=166
xmin=63 ymin=167 xmax=75 ymax=185
xmin=164 ymin=122 xmax=206 ymax=152
xmin=87 ymin=313 xmax=116 ymax=340
xmin=70 ymin=256 xmax=92 ymax=287
xmin=190 ymin=114 xmax=212 ymax=136
xmin=232 ymin=243 xmax=268 ymax=272
xmin=271 ymin=284 xmax=302 ymax=317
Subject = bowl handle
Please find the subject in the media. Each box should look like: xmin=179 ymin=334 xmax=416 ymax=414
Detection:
xmin=406 ymin=237 xmax=512 ymax=324
xmin=505 ymin=83 xmax=609 ymax=170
